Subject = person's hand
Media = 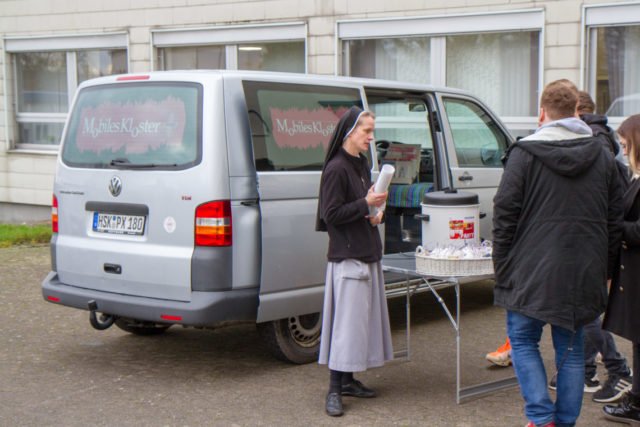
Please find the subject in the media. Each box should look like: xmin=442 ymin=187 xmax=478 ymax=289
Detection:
xmin=369 ymin=209 xmax=384 ymax=226
xmin=365 ymin=185 xmax=387 ymax=207
xmin=607 ymin=279 xmax=611 ymax=290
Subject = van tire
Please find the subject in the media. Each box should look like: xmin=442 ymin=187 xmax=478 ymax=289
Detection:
xmin=114 ymin=318 xmax=171 ymax=336
xmin=257 ymin=313 xmax=321 ymax=364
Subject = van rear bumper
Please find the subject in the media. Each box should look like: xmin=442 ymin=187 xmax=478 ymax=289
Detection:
xmin=41 ymin=272 xmax=259 ymax=326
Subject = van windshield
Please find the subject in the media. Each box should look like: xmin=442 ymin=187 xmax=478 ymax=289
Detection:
xmin=61 ymin=82 xmax=202 ymax=169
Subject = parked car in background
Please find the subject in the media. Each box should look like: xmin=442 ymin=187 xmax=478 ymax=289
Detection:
xmin=605 ymin=93 xmax=640 ymax=118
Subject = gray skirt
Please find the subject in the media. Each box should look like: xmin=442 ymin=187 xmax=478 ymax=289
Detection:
xmin=318 ymin=259 xmax=394 ymax=372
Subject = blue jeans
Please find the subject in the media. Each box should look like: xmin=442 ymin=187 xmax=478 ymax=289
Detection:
xmin=507 ymin=311 xmax=584 ymax=427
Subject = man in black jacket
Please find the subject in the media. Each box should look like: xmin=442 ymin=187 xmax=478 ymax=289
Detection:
xmin=492 ymin=80 xmax=624 ymax=427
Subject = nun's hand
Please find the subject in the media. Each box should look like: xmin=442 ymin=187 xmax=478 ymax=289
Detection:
xmin=365 ymin=185 xmax=387 ymax=207
xmin=369 ymin=210 xmax=384 ymax=226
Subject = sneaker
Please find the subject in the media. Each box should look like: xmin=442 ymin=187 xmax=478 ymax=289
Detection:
xmin=526 ymin=421 xmax=556 ymax=427
xmin=593 ymin=371 xmax=633 ymax=403
xmin=548 ymin=373 xmax=601 ymax=392
xmin=486 ymin=338 xmax=512 ymax=367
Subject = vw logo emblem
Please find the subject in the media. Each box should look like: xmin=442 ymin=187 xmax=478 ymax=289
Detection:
xmin=109 ymin=176 xmax=122 ymax=197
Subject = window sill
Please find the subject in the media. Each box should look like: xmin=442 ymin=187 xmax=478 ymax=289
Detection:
xmin=7 ymin=147 xmax=59 ymax=156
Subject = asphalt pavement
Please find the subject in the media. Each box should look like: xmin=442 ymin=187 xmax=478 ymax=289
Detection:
xmin=0 ymin=245 xmax=630 ymax=426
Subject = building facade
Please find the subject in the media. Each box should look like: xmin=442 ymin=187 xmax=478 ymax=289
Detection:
xmin=1 ymin=0 xmax=639 ymax=221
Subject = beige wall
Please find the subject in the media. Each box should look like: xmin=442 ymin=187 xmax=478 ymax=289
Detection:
xmin=0 ymin=0 xmax=633 ymax=213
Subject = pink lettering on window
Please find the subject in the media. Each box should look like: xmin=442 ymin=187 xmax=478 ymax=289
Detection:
xmin=269 ymin=107 xmax=348 ymax=150
xmin=75 ymin=97 xmax=187 ymax=153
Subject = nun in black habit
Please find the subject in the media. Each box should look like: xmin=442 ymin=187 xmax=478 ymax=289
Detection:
xmin=316 ymin=106 xmax=394 ymax=417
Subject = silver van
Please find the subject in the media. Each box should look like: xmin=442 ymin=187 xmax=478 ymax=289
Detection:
xmin=42 ymin=70 xmax=512 ymax=363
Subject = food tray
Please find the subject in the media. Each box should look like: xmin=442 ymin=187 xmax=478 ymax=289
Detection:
xmin=415 ymin=247 xmax=494 ymax=277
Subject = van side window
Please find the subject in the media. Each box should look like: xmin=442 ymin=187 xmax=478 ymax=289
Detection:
xmin=443 ymin=98 xmax=508 ymax=168
xmin=61 ymin=82 xmax=202 ymax=170
xmin=243 ymin=81 xmax=362 ymax=171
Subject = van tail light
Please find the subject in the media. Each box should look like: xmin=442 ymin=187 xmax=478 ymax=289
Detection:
xmin=52 ymin=195 xmax=59 ymax=233
xmin=195 ymin=201 xmax=232 ymax=246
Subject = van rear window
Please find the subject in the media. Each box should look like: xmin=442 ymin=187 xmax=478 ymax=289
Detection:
xmin=61 ymin=82 xmax=202 ymax=169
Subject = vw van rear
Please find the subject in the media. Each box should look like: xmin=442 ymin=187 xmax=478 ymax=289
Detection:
xmin=43 ymin=70 xmax=513 ymax=363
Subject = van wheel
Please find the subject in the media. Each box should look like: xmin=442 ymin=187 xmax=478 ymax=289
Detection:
xmin=114 ymin=318 xmax=171 ymax=336
xmin=257 ymin=313 xmax=321 ymax=364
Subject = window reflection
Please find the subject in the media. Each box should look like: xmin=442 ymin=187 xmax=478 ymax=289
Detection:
xmin=593 ymin=25 xmax=640 ymax=117
xmin=16 ymin=52 xmax=68 ymax=113
xmin=77 ymin=49 xmax=127 ymax=83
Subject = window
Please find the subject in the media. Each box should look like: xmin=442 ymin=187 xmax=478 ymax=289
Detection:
xmin=158 ymin=45 xmax=226 ymax=70
xmin=346 ymin=38 xmax=431 ymax=84
xmin=443 ymin=97 xmax=508 ymax=168
xmin=153 ymin=23 xmax=306 ymax=73
xmin=339 ymin=10 xmax=543 ymax=134
xmin=237 ymin=42 xmax=304 ymax=73
xmin=446 ymin=32 xmax=539 ymax=117
xmin=585 ymin=4 xmax=640 ymax=118
xmin=243 ymin=81 xmax=361 ymax=171
xmin=5 ymin=33 xmax=128 ymax=149
xmin=61 ymin=83 xmax=201 ymax=170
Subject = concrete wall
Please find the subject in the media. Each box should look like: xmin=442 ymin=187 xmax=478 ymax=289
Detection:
xmin=0 ymin=0 xmax=634 ymax=219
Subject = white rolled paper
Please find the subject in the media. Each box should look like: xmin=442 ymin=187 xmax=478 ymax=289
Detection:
xmin=370 ymin=164 xmax=395 ymax=216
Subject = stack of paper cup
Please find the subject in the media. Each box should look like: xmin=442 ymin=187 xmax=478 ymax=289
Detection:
xmin=369 ymin=164 xmax=395 ymax=217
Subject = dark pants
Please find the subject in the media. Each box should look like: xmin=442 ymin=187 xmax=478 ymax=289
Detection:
xmin=583 ymin=316 xmax=629 ymax=379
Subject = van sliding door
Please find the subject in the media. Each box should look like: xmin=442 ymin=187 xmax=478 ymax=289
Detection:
xmin=243 ymin=81 xmax=363 ymax=322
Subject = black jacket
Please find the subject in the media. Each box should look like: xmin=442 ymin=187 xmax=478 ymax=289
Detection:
xmin=603 ymin=177 xmax=640 ymax=343
xmin=492 ymin=136 xmax=624 ymax=330
xmin=580 ymin=113 xmax=619 ymax=155
xmin=581 ymin=113 xmax=630 ymax=183
xmin=319 ymin=148 xmax=382 ymax=263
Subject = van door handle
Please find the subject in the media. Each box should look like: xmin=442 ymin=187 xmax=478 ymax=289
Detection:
xmin=458 ymin=173 xmax=473 ymax=182
xmin=104 ymin=263 xmax=122 ymax=274
xmin=241 ymin=199 xmax=259 ymax=206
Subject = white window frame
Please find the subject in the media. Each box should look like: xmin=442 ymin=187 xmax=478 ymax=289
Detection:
xmin=582 ymin=2 xmax=640 ymax=126
xmin=151 ymin=22 xmax=307 ymax=71
xmin=336 ymin=9 xmax=545 ymax=134
xmin=3 ymin=32 xmax=129 ymax=151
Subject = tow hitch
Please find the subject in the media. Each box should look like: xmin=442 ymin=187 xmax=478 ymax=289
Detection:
xmin=88 ymin=300 xmax=116 ymax=330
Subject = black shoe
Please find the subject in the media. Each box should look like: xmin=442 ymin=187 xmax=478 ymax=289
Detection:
xmin=602 ymin=392 xmax=640 ymax=424
xmin=325 ymin=392 xmax=343 ymax=417
xmin=593 ymin=372 xmax=633 ymax=403
xmin=341 ymin=379 xmax=377 ymax=398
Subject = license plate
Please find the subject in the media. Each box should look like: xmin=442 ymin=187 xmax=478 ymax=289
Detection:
xmin=92 ymin=212 xmax=146 ymax=235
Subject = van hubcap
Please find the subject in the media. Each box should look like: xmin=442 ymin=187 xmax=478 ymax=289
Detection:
xmin=287 ymin=313 xmax=321 ymax=348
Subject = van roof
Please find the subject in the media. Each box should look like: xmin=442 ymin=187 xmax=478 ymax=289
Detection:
xmin=78 ymin=69 xmax=474 ymax=98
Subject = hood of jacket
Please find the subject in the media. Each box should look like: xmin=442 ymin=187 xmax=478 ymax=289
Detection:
xmin=509 ymin=118 xmax=602 ymax=177
xmin=580 ymin=113 xmax=620 ymax=156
